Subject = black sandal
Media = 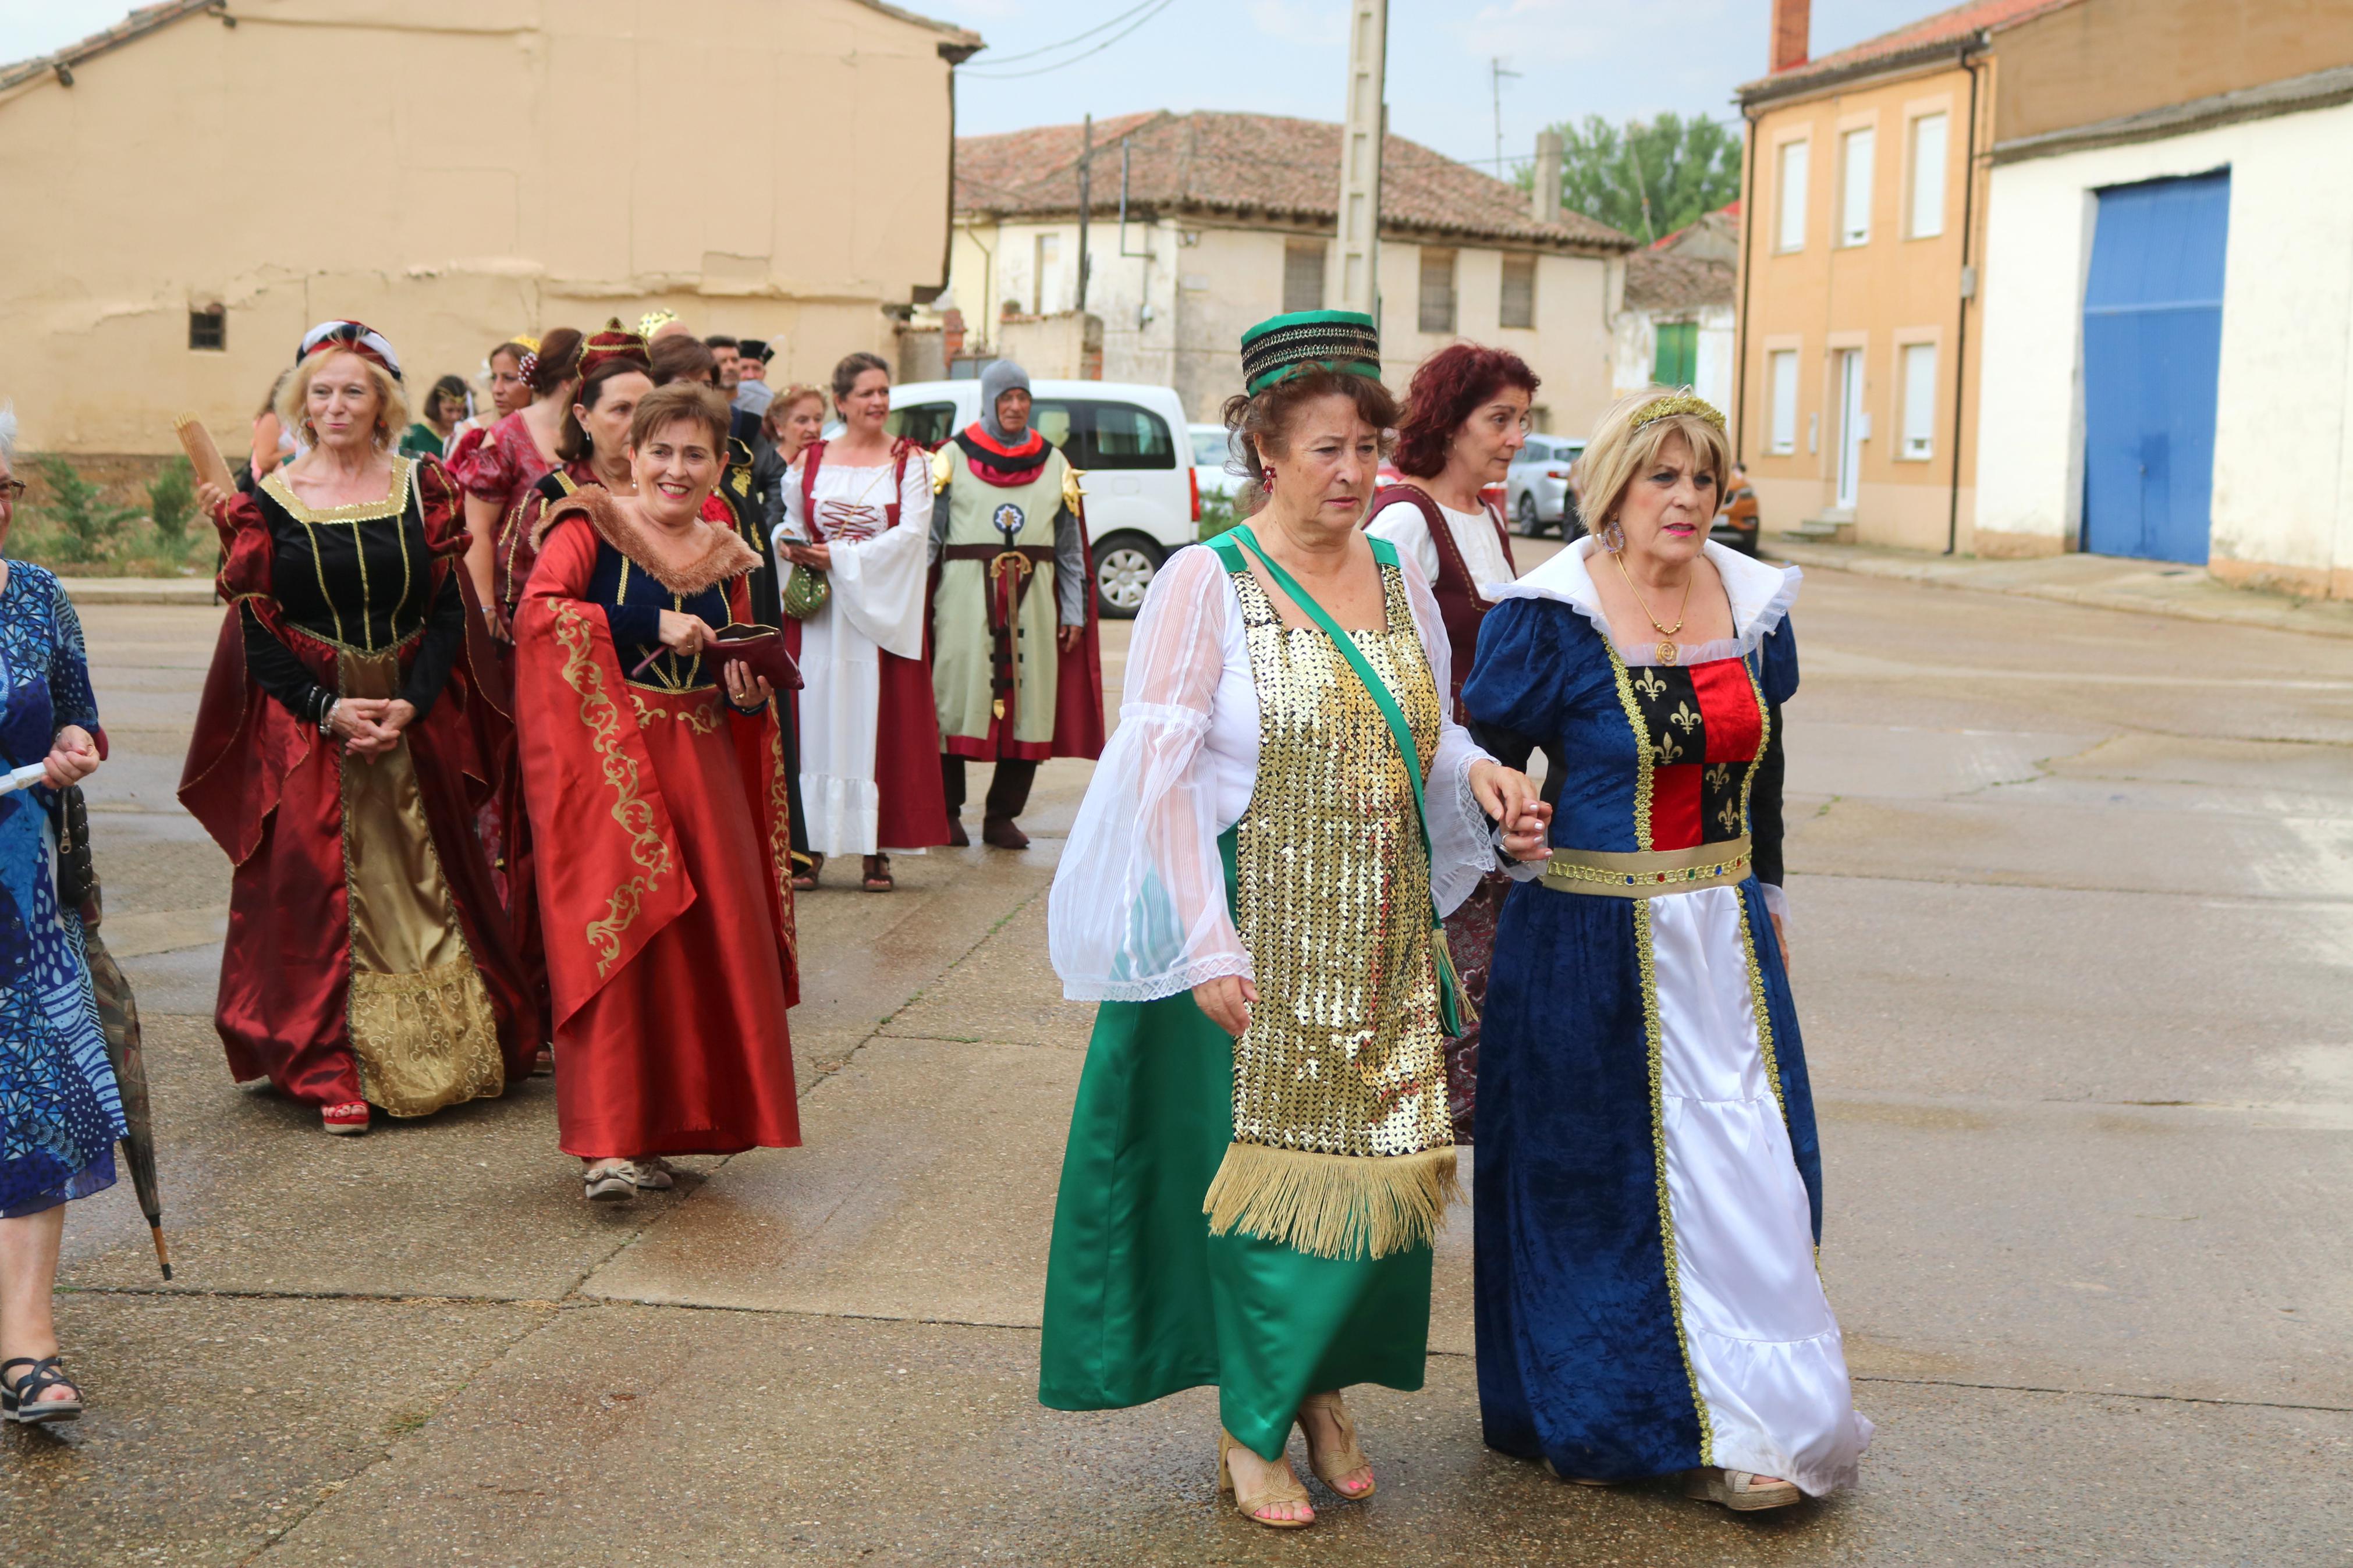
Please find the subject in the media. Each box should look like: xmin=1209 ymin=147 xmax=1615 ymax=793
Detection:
xmin=2 ymin=1356 xmax=84 ymax=1424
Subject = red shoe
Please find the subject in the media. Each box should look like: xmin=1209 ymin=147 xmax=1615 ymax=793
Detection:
xmin=322 ymin=1101 xmax=371 ymax=1136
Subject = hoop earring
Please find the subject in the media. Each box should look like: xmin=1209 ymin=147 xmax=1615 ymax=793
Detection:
xmin=1601 ymin=519 xmax=1626 ymax=553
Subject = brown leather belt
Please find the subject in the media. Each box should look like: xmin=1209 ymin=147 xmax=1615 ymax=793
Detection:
xmin=941 ymin=543 xmax=1054 ymax=564
xmin=1541 ymin=836 xmax=1752 ymax=897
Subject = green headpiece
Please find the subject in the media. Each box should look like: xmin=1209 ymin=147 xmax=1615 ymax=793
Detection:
xmin=1238 ymin=310 xmax=1381 ymax=396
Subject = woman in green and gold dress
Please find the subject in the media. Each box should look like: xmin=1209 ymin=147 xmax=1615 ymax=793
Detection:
xmin=1041 ymin=312 xmax=1550 ymax=1528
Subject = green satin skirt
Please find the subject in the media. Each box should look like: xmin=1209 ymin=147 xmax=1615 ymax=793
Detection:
xmin=1037 ymin=983 xmax=1435 ymax=1461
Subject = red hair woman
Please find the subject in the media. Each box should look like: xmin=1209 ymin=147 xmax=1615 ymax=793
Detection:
xmin=1364 ymin=342 xmax=1540 ymax=1142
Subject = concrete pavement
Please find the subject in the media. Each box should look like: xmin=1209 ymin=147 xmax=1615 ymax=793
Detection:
xmin=10 ymin=556 xmax=2351 ymax=1565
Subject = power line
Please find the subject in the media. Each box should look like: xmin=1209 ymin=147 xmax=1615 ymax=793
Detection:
xmin=959 ymin=0 xmax=1177 ymax=80
xmin=959 ymin=0 xmax=1166 ymax=69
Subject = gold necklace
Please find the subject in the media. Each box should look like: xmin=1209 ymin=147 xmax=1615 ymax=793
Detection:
xmin=1610 ymin=549 xmax=1694 ymax=666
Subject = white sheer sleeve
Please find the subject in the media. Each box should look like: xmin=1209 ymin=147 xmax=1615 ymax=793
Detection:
xmin=1397 ymin=550 xmax=1503 ymax=916
xmin=1049 ymin=546 xmax=1250 ymax=1001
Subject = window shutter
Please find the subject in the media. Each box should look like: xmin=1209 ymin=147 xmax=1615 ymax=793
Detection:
xmin=1283 ymin=240 xmax=1326 ymax=314
xmin=1500 ymin=254 xmax=1536 ymax=329
xmin=1418 ymin=248 xmax=1457 ymax=335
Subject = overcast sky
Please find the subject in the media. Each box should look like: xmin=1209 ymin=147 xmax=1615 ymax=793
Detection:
xmin=3 ymin=0 xmax=1940 ymax=170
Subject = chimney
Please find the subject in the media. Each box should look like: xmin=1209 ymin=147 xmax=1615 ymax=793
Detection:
xmin=1772 ymin=0 xmax=1809 ymax=72
xmin=1532 ymin=130 xmax=1563 ymax=225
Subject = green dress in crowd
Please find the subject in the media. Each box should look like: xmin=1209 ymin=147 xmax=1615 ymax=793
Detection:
xmin=1039 ymin=534 xmax=1459 ymax=1462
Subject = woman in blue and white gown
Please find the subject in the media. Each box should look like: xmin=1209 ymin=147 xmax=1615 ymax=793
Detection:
xmin=1463 ymin=389 xmax=1869 ymax=1510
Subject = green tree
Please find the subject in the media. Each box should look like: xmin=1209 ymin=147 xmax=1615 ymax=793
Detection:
xmin=147 ymin=456 xmax=197 ymax=546
xmin=27 ymin=454 xmax=144 ymax=566
xmin=1533 ymin=112 xmax=1744 ymax=245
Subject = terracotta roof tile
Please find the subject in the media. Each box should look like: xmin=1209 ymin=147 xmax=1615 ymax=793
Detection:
xmin=957 ymin=109 xmax=1635 ymax=253
xmin=1623 ymin=252 xmax=1734 ymax=313
xmin=1740 ymin=0 xmax=2083 ymax=101
xmin=0 ymin=2 xmax=215 ymax=96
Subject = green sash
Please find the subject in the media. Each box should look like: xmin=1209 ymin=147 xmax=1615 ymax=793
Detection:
xmin=1208 ymin=524 xmax=1476 ymax=1037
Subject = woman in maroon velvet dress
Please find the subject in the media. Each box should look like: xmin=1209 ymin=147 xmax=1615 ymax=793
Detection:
xmin=452 ymin=327 xmax=583 ymax=633
xmin=182 ymin=321 xmax=532 ymax=1136
xmin=513 ymin=382 xmax=800 ymax=1201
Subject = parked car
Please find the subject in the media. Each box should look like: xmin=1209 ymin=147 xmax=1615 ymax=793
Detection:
xmin=886 ymin=379 xmax=1198 ymax=618
xmin=1190 ymin=423 xmax=1245 ymax=502
xmin=1504 ymin=434 xmax=1587 ymax=536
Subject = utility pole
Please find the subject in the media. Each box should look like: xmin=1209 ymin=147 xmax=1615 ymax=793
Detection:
xmin=1490 ymin=57 xmax=1521 ymax=176
xmin=1335 ymin=0 xmax=1388 ymax=318
xmin=1076 ymin=113 xmax=1093 ymax=311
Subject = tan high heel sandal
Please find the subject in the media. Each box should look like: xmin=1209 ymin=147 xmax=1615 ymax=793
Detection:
xmin=1217 ymin=1430 xmax=1314 ymax=1528
xmin=1296 ymin=1391 xmax=1376 ymax=1500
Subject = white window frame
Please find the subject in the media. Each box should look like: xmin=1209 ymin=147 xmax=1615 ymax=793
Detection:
xmin=1839 ymin=126 xmax=1875 ymax=247
xmin=1775 ymin=137 xmax=1810 ymax=253
xmin=1768 ymin=348 xmax=1799 ymax=456
xmin=1907 ymin=111 xmax=1949 ymax=240
xmin=1898 ymin=338 xmax=1939 ymax=461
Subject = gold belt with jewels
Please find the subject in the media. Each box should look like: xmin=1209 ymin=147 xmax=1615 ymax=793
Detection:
xmin=1541 ymin=836 xmax=1752 ymax=897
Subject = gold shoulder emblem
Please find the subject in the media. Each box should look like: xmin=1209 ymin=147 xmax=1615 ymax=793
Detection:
xmin=931 ymin=443 xmax=957 ymax=496
xmin=1062 ymin=463 xmax=1085 ymax=518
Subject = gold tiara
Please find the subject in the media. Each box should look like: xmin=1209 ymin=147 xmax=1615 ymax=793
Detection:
xmin=1631 ymin=392 xmax=1725 ymax=432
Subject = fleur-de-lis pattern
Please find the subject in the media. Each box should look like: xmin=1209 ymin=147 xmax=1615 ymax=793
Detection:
xmin=1620 ymin=652 xmax=1766 ymax=851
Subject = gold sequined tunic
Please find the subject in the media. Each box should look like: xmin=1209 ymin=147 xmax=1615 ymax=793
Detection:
xmin=1202 ymin=556 xmax=1459 ymax=1260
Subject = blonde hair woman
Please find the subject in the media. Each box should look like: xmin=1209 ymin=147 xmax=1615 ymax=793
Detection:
xmin=183 ymin=321 xmax=533 ymax=1137
xmin=1460 ymin=387 xmax=1870 ymax=1510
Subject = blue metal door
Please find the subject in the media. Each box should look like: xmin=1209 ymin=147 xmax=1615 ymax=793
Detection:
xmin=2081 ymin=171 xmax=2230 ymax=564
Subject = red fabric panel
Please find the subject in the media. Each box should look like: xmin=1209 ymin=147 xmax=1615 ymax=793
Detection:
xmin=875 ymin=648 xmax=952 ymax=849
xmin=214 ymin=739 xmax=360 ymax=1107
xmin=1649 ymin=762 xmax=1703 ymax=850
xmin=553 ymin=697 xmax=800 ymax=1158
xmin=1692 ymin=657 xmax=1763 ymax=763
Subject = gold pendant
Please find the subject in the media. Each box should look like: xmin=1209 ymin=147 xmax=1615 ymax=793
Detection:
xmin=1658 ymin=640 xmax=1679 ymax=665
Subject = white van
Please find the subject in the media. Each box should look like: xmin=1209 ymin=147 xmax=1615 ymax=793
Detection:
xmin=886 ymin=379 xmax=1199 ymax=618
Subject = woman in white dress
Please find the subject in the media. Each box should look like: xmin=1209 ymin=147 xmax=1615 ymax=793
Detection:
xmin=773 ymin=353 xmax=950 ymax=891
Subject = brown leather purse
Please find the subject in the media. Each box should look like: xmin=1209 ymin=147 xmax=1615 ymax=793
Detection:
xmin=704 ymin=623 xmax=803 ymax=692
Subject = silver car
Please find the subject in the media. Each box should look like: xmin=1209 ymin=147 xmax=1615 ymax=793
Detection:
xmin=1504 ymin=435 xmax=1587 ymax=537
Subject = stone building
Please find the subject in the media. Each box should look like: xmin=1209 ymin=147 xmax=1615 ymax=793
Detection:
xmin=0 ymin=0 xmax=978 ymax=460
xmin=946 ymin=110 xmax=1637 ymax=431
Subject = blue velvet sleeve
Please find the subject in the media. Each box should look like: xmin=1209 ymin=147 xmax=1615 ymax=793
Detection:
xmin=44 ymin=575 xmax=100 ymax=736
xmin=1461 ymin=598 xmax=1570 ymax=767
xmin=1758 ymin=620 xmax=1799 ymax=706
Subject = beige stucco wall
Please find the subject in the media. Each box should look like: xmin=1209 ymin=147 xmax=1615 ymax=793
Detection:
xmin=1738 ymin=61 xmax=1991 ymax=552
xmin=949 ymin=211 xmax=1621 ymax=431
xmin=0 ymin=0 xmax=963 ymax=455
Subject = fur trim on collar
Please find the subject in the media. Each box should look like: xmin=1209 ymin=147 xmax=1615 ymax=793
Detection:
xmin=533 ymin=485 xmax=758 ymax=598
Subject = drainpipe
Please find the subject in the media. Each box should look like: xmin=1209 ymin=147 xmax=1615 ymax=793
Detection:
xmin=1946 ymin=37 xmax=1986 ymax=556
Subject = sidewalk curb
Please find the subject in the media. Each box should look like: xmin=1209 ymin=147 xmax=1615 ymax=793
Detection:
xmin=54 ymin=578 xmax=218 ymax=607
xmin=1767 ymin=541 xmax=2353 ymax=642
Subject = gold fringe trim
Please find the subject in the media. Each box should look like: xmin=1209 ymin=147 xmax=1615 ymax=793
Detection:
xmin=1203 ymin=1143 xmax=1461 ymax=1261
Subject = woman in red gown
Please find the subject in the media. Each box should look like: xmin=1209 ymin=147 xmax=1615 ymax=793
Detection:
xmin=452 ymin=328 xmax=584 ymax=627
xmin=512 ymin=382 xmax=801 ymax=1201
xmin=182 ymin=320 xmax=533 ymax=1135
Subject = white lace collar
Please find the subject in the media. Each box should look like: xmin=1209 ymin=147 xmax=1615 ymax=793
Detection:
xmin=1485 ymin=535 xmax=1801 ymax=666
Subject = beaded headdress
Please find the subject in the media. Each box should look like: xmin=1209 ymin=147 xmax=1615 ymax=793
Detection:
xmin=1630 ymin=391 xmax=1725 ymax=432
xmin=580 ymin=321 xmax=651 ymax=379
xmin=638 ymin=309 xmax=680 ymax=340
xmin=297 ymin=319 xmax=403 ymax=382
xmin=1238 ymin=310 xmax=1381 ymax=396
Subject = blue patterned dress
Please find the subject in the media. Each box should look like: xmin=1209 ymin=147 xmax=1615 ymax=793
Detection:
xmin=0 ymin=562 xmax=123 ymax=1218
